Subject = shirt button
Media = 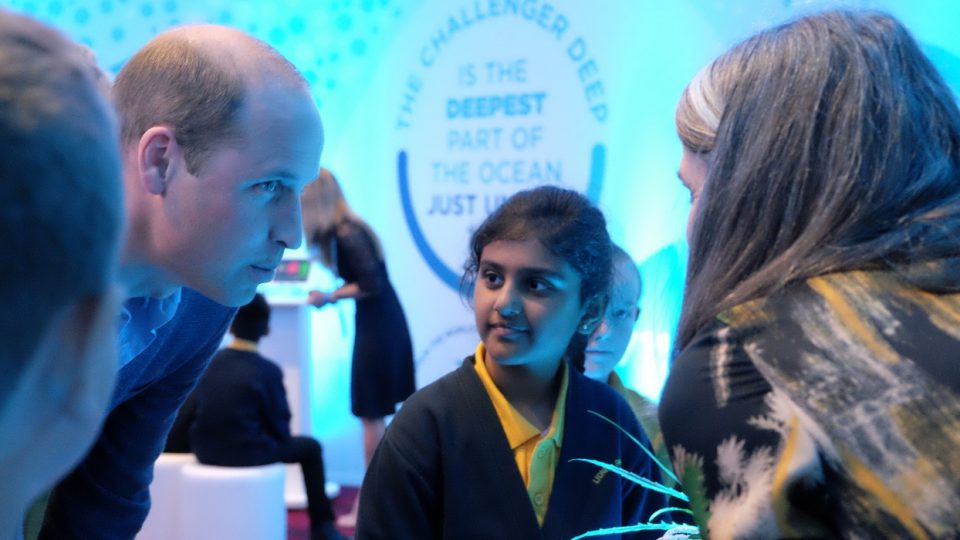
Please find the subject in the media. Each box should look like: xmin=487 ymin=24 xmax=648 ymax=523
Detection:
xmin=534 ymin=493 xmax=544 ymax=506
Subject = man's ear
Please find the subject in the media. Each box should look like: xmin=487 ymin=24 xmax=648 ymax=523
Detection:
xmin=577 ymin=294 xmax=606 ymax=335
xmin=137 ymin=126 xmax=182 ymax=196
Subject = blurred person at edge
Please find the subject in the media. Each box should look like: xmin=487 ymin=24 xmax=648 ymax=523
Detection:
xmin=0 ymin=9 xmax=123 ymax=539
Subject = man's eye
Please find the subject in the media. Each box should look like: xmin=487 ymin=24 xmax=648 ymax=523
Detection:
xmin=257 ymin=180 xmax=281 ymax=194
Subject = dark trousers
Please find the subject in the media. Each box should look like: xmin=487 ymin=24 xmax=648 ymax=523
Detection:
xmin=270 ymin=435 xmax=336 ymax=528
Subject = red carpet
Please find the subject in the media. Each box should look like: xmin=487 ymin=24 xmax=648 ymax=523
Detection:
xmin=287 ymin=485 xmax=358 ymax=539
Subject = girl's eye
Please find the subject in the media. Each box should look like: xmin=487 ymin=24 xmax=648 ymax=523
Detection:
xmin=613 ymin=308 xmax=630 ymax=320
xmin=528 ymin=279 xmax=552 ymax=294
xmin=482 ymin=271 xmax=503 ymax=287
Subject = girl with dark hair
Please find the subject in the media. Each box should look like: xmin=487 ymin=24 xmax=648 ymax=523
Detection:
xmin=356 ymin=186 xmax=666 ymax=539
xmin=661 ymin=10 xmax=960 ymax=537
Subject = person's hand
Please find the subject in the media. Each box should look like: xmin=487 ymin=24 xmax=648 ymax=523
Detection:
xmin=308 ymin=290 xmax=331 ymax=308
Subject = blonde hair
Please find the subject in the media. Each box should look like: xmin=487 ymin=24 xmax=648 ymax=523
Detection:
xmin=675 ymin=51 xmax=743 ymax=154
xmin=302 ymin=168 xmax=384 ymax=270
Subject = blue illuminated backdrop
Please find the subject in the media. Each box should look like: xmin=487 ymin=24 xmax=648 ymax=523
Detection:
xmin=12 ymin=0 xmax=960 ymax=482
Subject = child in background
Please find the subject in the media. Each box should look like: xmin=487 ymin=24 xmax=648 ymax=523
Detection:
xmin=167 ymin=294 xmax=346 ymax=540
xmin=357 ymin=186 xmax=665 ymax=539
xmin=0 ymin=8 xmax=123 ymax=538
xmin=583 ymin=244 xmax=671 ymax=479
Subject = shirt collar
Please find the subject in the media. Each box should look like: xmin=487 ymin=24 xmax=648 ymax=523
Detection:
xmin=117 ymin=288 xmax=183 ymax=370
xmin=473 ymin=342 xmax=568 ymax=451
xmin=606 ymin=370 xmax=625 ymax=392
xmin=228 ymin=338 xmax=259 ymax=353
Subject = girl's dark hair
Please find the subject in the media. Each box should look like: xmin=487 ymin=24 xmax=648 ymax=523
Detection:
xmin=676 ymin=10 xmax=960 ymax=351
xmin=462 ymin=186 xmax=613 ymax=371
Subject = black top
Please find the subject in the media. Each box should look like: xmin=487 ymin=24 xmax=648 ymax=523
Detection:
xmin=334 ymin=220 xmax=415 ymax=417
xmin=660 ymin=266 xmax=960 ymax=537
xmin=171 ymin=347 xmax=291 ymax=466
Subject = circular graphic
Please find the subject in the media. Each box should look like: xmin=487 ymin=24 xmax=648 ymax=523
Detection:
xmin=414 ymin=323 xmax=478 ymax=388
xmin=395 ymin=4 xmax=609 ymax=291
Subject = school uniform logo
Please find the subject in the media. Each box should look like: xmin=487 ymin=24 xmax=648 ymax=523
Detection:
xmin=592 ymin=458 xmax=621 ymax=485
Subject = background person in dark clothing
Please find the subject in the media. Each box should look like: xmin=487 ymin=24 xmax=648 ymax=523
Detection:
xmin=168 ymin=294 xmax=346 ymax=540
xmin=301 ymin=168 xmax=417 ymax=526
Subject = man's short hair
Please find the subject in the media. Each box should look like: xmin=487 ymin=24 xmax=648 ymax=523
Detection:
xmin=0 ymin=9 xmax=122 ymax=389
xmin=112 ymin=28 xmax=307 ymax=174
xmin=230 ymin=293 xmax=271 ymax=342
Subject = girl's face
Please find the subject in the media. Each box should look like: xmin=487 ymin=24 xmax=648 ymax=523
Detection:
xmin=584 ymin=257 xmax=641 ymax=381
xmin=474 ymin=238 xmax=587 ymax=374
xmin=678 ymin=146 xmax=709 ymax=242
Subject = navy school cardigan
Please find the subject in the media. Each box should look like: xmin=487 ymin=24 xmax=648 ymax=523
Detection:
xmin=356 ymin=355 xmax=667 ymax=539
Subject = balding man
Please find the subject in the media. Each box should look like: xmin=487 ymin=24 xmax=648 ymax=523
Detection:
xmin=39 ymin=26 xmax=323 ymax=539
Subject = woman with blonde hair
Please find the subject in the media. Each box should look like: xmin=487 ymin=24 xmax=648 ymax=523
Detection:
xmin=302 ymin=168 xmax=416 ymax=520
xmin=660 ymin=10 xmax=960 ymax=538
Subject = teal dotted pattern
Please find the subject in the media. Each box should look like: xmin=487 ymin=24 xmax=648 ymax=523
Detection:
xmin=6 ymin=0 xmax=419 ymax=112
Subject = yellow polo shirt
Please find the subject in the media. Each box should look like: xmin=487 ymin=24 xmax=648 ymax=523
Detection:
xmin=227 ymin=338 xmax=259 ymax=353
xmin=473 ymin=342 xmax=569 ymax=525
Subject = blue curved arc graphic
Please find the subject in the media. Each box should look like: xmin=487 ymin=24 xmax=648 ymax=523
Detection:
xmin=398 ymin=151 xmax=462 ymax=290
xmin=586 ymin=144 xmax=605 ymax=204
xmin=399 ymin=145 xmax=606 ymax=291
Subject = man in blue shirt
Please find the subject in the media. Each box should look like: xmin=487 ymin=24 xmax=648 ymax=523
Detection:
xmin=37 ymin=25 xmax=324 ymax=539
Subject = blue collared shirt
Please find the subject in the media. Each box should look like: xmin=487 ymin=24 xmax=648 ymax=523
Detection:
xmin=117 ymin=288 xmax=183 ymax=370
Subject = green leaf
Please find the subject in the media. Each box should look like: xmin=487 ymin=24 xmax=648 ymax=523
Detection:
xmin=649 ymin=506 xmax=695 ymax=522
xmin=570 ymin=522 xmax=701 ymax=540
xmin=677 ymin=458 xmax=711 ymax=540
xmin=587 ymin=409 xmax=681 ymax=485
xmin=570 ymin=458 xmax=689 ymax=501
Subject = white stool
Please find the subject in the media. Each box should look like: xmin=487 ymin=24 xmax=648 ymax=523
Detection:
xmin=284 ymin=464 xmax=308 ymax=509
xmin=178 ymin=462 xmax=286 ymax=540
xmin=284 ymin=464 xmax=341 ymax=509
xmin=137 ymin=453 xmax=196 ymax=540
